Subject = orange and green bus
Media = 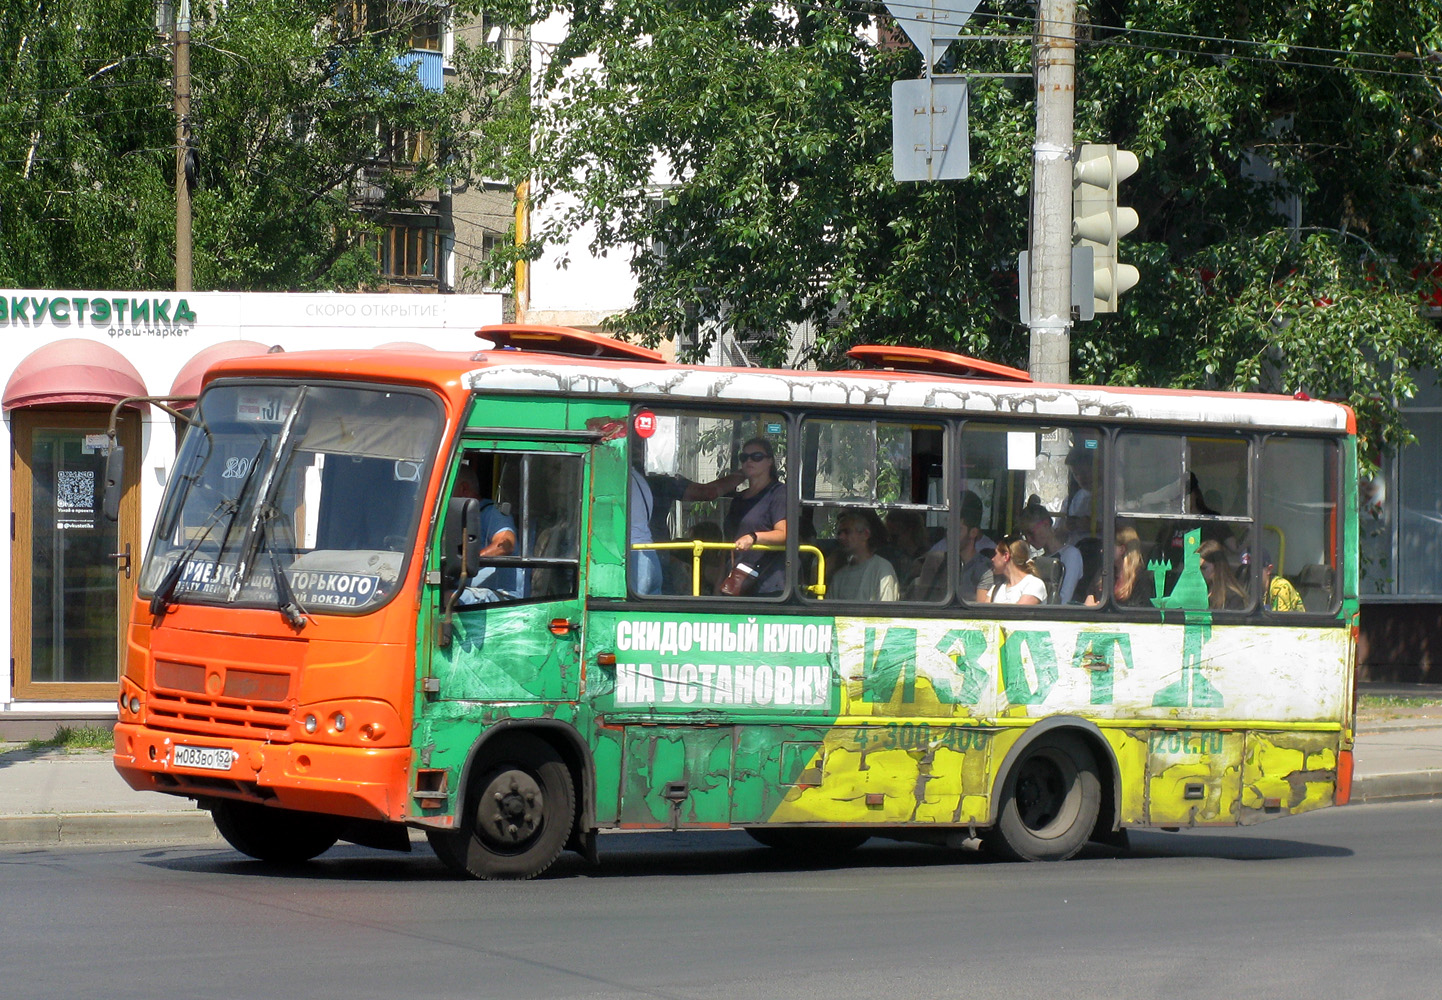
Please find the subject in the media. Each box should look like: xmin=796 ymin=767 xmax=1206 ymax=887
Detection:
xmin=113 ymin=324 xmax=1358 ymax=879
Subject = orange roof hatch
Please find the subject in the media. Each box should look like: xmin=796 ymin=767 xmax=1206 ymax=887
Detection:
xmin=845 ymin=345 xmax=1032 ymax=383
xmin=477 ymin=324 xmax=665 ymax=364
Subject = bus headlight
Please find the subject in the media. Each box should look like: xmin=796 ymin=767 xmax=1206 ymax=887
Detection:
xmin=128 ymin=696 xmax=140 ymax=714
xmin=304 ymin=714 xmax=318 ymax=734
xmin=333 ymin=713 xmax=347 ymax=733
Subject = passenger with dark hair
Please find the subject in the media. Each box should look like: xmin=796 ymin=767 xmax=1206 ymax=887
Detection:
xmin=1018 ymin=495 xmax=1083 ymax=603
xmin=721 ymin=437 xmax=787 ymax=595
xmin=883 ymin=509 xmax=930 ymax=591
xmin=912 ymin=489 xmax=993 ymax=601
xmin=1198 ymin=539 xmax=1247 ymax=610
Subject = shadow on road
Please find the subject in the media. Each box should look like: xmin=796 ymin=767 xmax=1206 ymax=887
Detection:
xmin=137 ymin=825 xmax=1351 ymax=883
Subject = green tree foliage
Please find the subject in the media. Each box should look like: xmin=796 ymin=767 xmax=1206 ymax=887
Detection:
xmin=0 ymin=0 xmax=530 ymax=291
xmin=527 ymin=0 xmax=1442 ymax=452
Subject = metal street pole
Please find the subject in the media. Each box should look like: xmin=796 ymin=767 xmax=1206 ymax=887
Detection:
xmin=1026 ymin=0 xmax=1075 ymax=384
xmin=174 ymin=0 xmax=192 ymax=293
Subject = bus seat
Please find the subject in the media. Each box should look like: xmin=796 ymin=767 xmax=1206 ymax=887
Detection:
xmin=1032 ymin=554 xmax=1062 ymax=603
xmin=1294 ymin=563 xmax=1334 ymax=612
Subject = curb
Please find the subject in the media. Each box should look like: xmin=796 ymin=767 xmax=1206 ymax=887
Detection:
xmin=1349 ymin=771 xmax=1442 ymax=805
xmin=3 ymin=774 xmax=1440 ymax=848
xmin=0 ymin=811 xmax=220 ymax=847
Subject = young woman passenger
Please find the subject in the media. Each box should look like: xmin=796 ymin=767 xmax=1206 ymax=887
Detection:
xmin=1085 ymin=523 xmax=1153 ymax=608
xmin=723 ymin=437 xmax=788 ymax=595
xmin=1198 ymin=539 xmax=1247 ymax=610
xmin=978 ymin=535 xmax=1047 ymax=605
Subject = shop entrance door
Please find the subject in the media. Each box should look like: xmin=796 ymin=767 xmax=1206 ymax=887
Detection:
xmin=10 ymin=410 xmax=142 ymax=700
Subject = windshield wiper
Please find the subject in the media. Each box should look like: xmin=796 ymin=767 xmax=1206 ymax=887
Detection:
xmin=149 ymin=440 xmax=269 ymax=615
xmin=149 ymin=499 xmax=239 ymax=616
xmin=262 ymin=517 xmax=310 ymax=631
xmin=229 ymin=387 xmax=308 ymax=602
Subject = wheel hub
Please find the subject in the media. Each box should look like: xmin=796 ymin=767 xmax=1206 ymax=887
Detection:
xmin=477 ymin=769 xmax=545 ymax=846
xmin=1015 ymin=753 xmax=1077 ymax=836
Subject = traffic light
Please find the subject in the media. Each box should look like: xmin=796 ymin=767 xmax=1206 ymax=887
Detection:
xmin=1073 ymin=144 xmax=1140 ymax=314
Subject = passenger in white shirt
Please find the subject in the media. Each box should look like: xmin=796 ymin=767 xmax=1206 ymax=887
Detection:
xmin=978 ymin=535 xmax=1047 ymax=605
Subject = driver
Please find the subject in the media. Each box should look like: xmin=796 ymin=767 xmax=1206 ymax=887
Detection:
xmin=452 ymin=467 xmax=519 ymax=605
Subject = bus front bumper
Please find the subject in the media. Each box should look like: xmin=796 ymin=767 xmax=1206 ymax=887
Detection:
xmin=113 ymin=723 xmax=412 ymax=823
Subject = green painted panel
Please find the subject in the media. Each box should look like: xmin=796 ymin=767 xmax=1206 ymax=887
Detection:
xmin=730 ymin=725 xmax=830 ymax=824
xmin=620 ymin=727 xmax=734 ymax=826
xmin=467 ymin=397 xmax=570 ymax=430
xmin=432 ymin=603 xmax=581 ymax=702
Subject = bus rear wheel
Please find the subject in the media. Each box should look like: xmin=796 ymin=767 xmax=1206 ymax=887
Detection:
xmin=986 ymin=734 xmax=1101 ymax=862
xmin=210 ymin=800 xmax=342 ymax=863
xmin=429 ymin=734 xmax=575 ymax=881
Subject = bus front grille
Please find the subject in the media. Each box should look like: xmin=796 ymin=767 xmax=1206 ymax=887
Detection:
xmin=146 ymin=693 xmax=293 ymax=742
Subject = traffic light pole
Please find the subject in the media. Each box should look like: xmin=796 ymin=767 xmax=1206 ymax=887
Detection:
xmin=1026 ymin=0 xmax=1075 ymax=385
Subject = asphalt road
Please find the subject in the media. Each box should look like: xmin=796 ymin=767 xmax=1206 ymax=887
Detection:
xmin=3 ymin=802 xmax=1441 ymax=1000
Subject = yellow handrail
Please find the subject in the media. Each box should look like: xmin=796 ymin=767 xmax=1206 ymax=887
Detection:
xmin=632 ymin=541 xmax=827 ymax=597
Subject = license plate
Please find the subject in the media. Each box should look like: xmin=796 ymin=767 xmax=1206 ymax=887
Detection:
xmin=173 ymin=744 xmax=235 ymax=772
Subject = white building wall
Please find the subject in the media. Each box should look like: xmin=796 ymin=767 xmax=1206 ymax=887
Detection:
xmin=523 ymin=12 xmax=643 ymax=331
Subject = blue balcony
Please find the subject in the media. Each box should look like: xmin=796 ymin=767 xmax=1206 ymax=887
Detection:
xmin=396 ymin=50 xmax=444 ymax=92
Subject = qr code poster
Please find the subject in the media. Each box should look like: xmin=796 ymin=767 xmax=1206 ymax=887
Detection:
xmin=55 ymin=470 xmax=96 ymax=530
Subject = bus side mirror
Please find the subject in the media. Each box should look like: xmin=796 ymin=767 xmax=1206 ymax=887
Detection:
xmin=102 ymin=443 xmax=126 ymax=523
xmin=442 ymin=497 xmax=481 ymax=590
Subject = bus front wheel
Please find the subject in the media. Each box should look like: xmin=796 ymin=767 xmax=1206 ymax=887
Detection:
xmin=210 ymin=800 xmax=342 ymax=863
xmin=986 ymin=734 xmax=1101 ymax=862
xmin=429 ymin=734 xmax=575 ymax=881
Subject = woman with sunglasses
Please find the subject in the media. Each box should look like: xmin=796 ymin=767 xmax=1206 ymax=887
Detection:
xmin=980 ymin=535 xmax=1047 ymax=605
xmin=722 ymin=437 xmax=787 ymax=595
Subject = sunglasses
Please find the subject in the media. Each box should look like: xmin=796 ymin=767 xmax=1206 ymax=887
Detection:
xmin=739 ymin=451 xmax=770 ymax=463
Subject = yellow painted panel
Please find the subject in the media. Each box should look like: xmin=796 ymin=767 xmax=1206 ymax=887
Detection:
xmin=1241 ymin=731 xmax=1339 ymax=822
xmin=1145 ymin=730 xmax=1244 ymax=826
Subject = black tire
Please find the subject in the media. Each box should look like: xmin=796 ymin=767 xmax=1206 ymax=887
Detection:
xmin=210 ymin=800 xmax=342 ymax=863
xmin=429 ymin=734 xmax=575 ymax=881
xmin=744 ymin=827 xmax=871 ymax=856
xmin=986 ymin=734 xmax=1102 ymax=862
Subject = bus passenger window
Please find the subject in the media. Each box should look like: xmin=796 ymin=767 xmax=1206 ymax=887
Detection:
xmin=800 ymin=417 xmax=945 ymax=603
xmin=627 ymin=410 xmax=785 ymax=598
xmin=958 ymin=423 xmax=1102 ymax=608
xmin=449 ymin=449 xmax=584 ymax=607
xmin=1258 ymin=436 xmax=1339 ymax=613
xmin=1116 ymin=433 xmax=1253 ymax=608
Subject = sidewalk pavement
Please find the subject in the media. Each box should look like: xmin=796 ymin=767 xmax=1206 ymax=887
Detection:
xmin=3 ymin=701 xmax=1442 ymax=848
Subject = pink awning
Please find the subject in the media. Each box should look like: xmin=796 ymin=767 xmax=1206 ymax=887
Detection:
xmin=169 ymin=340 xmax=274 ymax=398
xmin=3 ymin=338 xmax=149 ymax=411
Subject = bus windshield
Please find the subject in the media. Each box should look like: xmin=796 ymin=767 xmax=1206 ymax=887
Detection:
xmin=139 ymin=381 xmax=443 ymax=618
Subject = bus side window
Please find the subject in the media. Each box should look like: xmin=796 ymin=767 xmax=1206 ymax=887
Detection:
xmin=1258 ymin=435 xmax=1339 ymax=613
xmin=452 ymin=450 xmax=584 ymax=607
xmin=800 ymin=417 xmax=945 ymax=603
xmin=958 ymin=423 xmax=1102 ymax=608
xmin=627 ymin=408 xmax=787 ymax=598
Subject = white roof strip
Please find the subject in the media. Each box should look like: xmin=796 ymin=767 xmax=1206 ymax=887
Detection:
xmin=463 ymin=361 xmax=1350 ymax=432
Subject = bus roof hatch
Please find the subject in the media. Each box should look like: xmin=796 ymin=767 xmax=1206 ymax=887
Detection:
xmin=845 ymin=345 xmax=1032 ymax=383
xmin=477 ymin=324 xmax=665 ymax=364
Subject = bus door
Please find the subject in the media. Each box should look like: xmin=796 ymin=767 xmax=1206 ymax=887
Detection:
xmin=424 ymin=439 xmax=590 ymax=706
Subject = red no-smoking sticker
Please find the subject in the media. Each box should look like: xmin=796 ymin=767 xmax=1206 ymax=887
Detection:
xmin=633 ymin=410 xmax=657 ymax=438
